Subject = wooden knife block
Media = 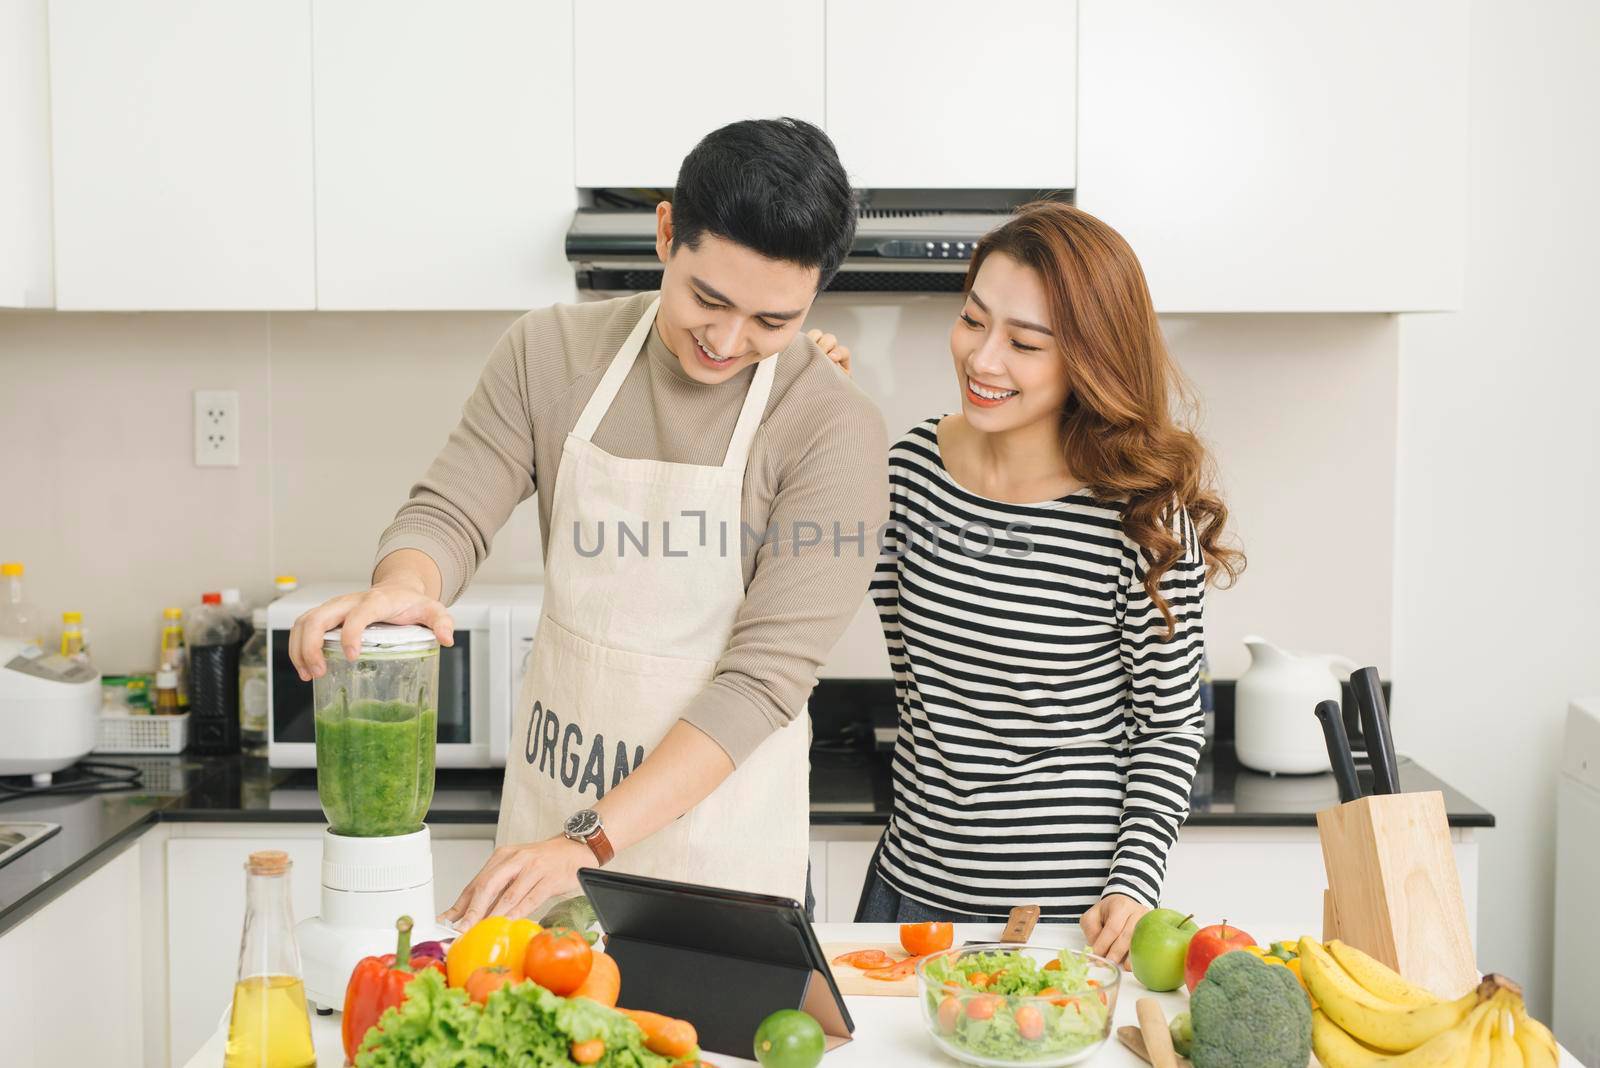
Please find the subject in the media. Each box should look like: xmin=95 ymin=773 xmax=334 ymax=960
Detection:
xmin=1316 ymin=790 xmax=1479 ymax=998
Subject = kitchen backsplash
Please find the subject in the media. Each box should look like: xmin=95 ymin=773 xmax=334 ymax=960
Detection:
xmin=0 ymin=296 xmax=1397 ymax=677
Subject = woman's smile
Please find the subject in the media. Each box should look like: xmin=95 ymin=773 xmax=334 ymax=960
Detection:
xmin=965 ymin=375 xmax=1020 ymax=407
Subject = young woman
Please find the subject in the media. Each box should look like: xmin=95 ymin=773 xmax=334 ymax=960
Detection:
xmin=859 ymin=202 xmax=1244 ymax=966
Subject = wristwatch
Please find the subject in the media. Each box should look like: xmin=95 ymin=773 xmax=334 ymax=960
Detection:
xmin=562 ymin=809 xmax=614 ymax=866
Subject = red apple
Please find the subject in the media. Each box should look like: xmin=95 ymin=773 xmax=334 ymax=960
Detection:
xmin=1183 ymin=921 xmax=1255 ymax=992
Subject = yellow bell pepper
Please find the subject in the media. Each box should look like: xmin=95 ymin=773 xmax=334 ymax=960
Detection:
xmin=1240 ymin=945 xmax=1289 ymax=968
xmin=445 ymin=916 xmax=542 ymax=988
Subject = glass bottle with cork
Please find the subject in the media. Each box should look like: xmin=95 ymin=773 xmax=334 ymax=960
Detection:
xmin=225 ymin=850 xmax=317 ymax=1068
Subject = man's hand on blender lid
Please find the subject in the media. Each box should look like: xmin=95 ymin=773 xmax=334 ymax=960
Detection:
xmin=287 ymin=583 xmax=455 ymax=683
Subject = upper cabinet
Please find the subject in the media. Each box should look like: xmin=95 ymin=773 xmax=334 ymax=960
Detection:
xmin=0 ymin=0 xmax=53 ymax=308
xmin=312 ymin=0 xmax=575 ymax=310
xmin=1076 ymin=0 xmax=1468 ymax=313
xmin=825 ymin=0 xmax=1077 ymax=190
xmin=574 ymin=0 xmax=826 ymax=188
xmin=48 ymin=0 xmax=316 ymax=310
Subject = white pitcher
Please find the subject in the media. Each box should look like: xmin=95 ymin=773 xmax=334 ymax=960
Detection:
xmin=1235 ymin=636 xmax=1357 ymax=774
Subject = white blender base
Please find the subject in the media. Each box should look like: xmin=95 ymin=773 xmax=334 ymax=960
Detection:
xmin=296 ymin=826 xmax=454 ymax=1011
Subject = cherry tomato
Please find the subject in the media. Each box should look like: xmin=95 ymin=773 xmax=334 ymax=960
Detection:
xmin=465 ymin=966 xmax=515 ymax=1006
xmin=966 ymin=971 xmax=991 ymax=988
xmin=899 ymin=922 xmax=954 ymax=957
xmin=1016 ymin=1005 xmax=1045 ymax=1041
xmin=523 ymin=928 xmax=593 ymax=997
xmin=1043 ymin=959 xmax=1062 ymax=972
xmin=965 ymin=994 xmax=1000 ymax=1021
xmin=937 ymin=994 xmax=962 ymax=1034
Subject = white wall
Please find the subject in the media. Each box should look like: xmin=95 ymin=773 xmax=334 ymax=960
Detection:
xmin=0 ymin=297 xmax=1396 ymax=679
xmin=1393 ymin=0 xmax=1600 ymax=1020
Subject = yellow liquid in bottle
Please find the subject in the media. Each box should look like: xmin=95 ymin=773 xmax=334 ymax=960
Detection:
xmin=224 ymin=974 xmax=317 ymax=1068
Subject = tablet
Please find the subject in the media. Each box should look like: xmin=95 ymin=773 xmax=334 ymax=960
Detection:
xmin=578 ymin=868 xmax=855 ymax=1057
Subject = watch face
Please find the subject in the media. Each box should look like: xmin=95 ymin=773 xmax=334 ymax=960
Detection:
xmin=564 ymin=809 xmax=600 ymax=839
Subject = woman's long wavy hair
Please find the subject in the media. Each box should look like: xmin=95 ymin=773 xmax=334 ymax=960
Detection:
xmin=965 ymin=202 xmax=1245 ymax=635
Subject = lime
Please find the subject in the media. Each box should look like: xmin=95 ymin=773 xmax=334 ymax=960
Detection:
xmin=753 ymin=1008 xmax=825 ymax=1068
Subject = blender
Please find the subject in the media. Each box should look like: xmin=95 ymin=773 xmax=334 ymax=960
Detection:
xmin=295 ymin=623 xmax=451 ymax=1009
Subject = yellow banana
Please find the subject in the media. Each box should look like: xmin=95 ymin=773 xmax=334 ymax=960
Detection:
xmin=1312 ymin=1001 xmax=1495 ymax=1068
xmin=1465 ymin=1003 xmax=1497 ymax=1068
xmin=1299 ymin=937 xmax=1482 ymax=1052
xmin=1328 ymin=939 xmax=1442 ymax=1008
xmin=1510 ymin=1000 xmax=1557 ymax=1068
xmin=1489 ymin=1001 xmax=1525 ymax=1068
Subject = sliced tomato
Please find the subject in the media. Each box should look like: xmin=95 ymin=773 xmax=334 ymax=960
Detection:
xmin=831 ymin=949 xmax=895 ymax=969
xmin=863 ymin=954 xmax=929 ymax=981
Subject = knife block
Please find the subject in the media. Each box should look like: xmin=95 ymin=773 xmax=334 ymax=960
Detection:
xmin=1316 ymin=790 xmax=1479 ymax=998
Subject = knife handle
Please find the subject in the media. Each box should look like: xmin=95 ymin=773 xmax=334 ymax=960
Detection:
xmin=1002 ymin=905 xmax=1040 ymax=943
xmin=1351 ymin=667 xmax=1399 ymax=794
xmin=1314 ymin=700 xmax=1362 ymax=803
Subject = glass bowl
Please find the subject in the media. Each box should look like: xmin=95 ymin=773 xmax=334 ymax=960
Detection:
xmin=915 ymin=943 xmax=1121 ymax=1067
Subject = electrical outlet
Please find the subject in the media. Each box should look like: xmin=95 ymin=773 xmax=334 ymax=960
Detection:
xmin=194 ymin=389 xmax=240 ymax=467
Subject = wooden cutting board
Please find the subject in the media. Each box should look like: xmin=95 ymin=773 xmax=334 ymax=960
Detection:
xmin=820 ymin=942 xmax=921 ymax=997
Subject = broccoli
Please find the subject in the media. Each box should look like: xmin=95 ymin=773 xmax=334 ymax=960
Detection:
xmin=1190 ymin=950 xmax=1312 ymax=1068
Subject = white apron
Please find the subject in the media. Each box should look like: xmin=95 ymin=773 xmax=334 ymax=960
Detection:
xmin=496 ymin=298 xmax=811 ymax=902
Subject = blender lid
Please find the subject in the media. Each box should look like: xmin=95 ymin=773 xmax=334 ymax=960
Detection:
xmin=323 ymin=623 xmax=439 ymax=652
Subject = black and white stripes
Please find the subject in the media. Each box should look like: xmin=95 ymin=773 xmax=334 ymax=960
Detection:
xmin=870 ymin=418 xmax=1207 ymax=919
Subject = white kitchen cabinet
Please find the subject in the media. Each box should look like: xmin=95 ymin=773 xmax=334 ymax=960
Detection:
xmin=163 ymin=824 xmax=495 ymax=1068
xmin=0 ymin=844 xmax=143 ymax=1067
xmin=574 ymin=0 xmax=826 ymax=188
xmin=0 ymin=0 xmax=53 ymax=307
xmin=1076 ymin=0 xmax=1467 ymax=312
xmin=48 ymin=0 xmax=316 ymax=310
xmin=825 ymin=0 xmax=1077 ymax=190
xmin=312 ymin=0 xmax=577 ymax=310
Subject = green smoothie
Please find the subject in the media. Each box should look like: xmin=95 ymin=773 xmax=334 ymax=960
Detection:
xmin=314 ymin=699 xmax=437 ymax=837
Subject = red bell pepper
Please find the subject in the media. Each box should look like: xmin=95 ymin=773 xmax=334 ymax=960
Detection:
xmin=340 ymin=915 xmax=446 ymax=1064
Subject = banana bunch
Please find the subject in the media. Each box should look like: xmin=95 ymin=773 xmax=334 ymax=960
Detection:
xmin=1298 ymin=937 xmax=1559 ymax=1068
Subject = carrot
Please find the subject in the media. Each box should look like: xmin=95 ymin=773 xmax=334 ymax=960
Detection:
xmin=570 ymin=1038 xmax=605 ymax=1064
xmin=571 ymin=949 xmax=621 ymax=1007
xmin=622 ymin=1008 xmax=700 ymax=1058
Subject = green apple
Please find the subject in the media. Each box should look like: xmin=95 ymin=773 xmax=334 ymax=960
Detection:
xmin=1129 ymin=908 xmax=1199 ymax=991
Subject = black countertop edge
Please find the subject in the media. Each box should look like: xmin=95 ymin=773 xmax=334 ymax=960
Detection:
xmin=0 ymin=739 xmax=1493 ymax=939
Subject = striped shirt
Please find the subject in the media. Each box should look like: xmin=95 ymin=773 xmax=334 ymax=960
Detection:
xmin=870 ymin=418 xmax=1206 ymax=919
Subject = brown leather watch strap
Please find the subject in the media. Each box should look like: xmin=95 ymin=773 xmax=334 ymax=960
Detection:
xmin=583 ymin=824 xmax=614 ymax=866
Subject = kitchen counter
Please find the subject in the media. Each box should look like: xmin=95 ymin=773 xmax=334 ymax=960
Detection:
xmin=0 ymin=740 xmax=1493 ymax=939
xmin=179 ymin=920 xmax=1583 ymax=1068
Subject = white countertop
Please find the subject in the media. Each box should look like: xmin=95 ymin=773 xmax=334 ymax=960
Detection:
xmin=183 ymin=921 xmax=1583 ymax=1068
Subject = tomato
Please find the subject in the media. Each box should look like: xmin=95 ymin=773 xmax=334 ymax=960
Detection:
xmin=965 ymin=994 xmax=1000 ymax=1021
xmin=523 ymin=928 xmax=593 ymax=996
xmin=1039 ymin=985 xmax=1073 ymax=1008
xmin=831 ymin=949 xmax=894 ymax=969
xmin=1044 ymin=959 xmax=1062 ymax=971
xmin=753 ymin=1009 xmax=826 ymax=1068
xmin=899 ymin=922 xmax=954 ymax=957
xmin=937 ymin=994 xmax=962 ymax=1034
xmin=863 ymin=955 xmax=927 ymax=981
xmin=966 ymin=971 xmax=991 ymax=988
xmin=465 ymin=965 xmax=515 ymax=1005
xmin=1015 ymin=1004 xmax=1045 ymax=1041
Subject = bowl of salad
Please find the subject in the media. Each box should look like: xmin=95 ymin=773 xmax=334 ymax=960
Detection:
xmin=916 ymin=944 xmax=1120 ymax=1067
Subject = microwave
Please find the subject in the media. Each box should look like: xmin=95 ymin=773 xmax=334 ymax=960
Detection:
xmin=265 ymin=582 xmax=541 ymax=769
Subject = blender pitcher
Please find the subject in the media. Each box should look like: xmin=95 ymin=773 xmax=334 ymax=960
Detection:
xmin=297 ymin=623 xmax=446 ymax=1011
xmin=313 ymin=624 xmax=439 ymax=836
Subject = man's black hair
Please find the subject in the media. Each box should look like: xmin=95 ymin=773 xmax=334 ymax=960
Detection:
xmin=672 ymin=117 xmax=856 ymax=291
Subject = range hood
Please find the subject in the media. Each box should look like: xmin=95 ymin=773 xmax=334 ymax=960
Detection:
xmin=566 ymin=207 xmax=1014 ymax=294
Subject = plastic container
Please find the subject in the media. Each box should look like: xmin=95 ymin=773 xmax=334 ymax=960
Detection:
xmin=0 ymin=562 xmax=44 ymax=652
xmin=187 ymin=592 xmax=242 ymax=754
xmin=313 ymin=624 xmax=439 ymax=837
xmin=274 ymin=575 xmax=298 ymax=598
xmin=916 ymin=944 xmax=1120 ymax=1068
xmin=59 ymin=611 xmax=88 ymax=662
xmin=96 ymin=711 xmax=188 ymax=754
xmin=238 ymin=608 xmax=269 ymax=753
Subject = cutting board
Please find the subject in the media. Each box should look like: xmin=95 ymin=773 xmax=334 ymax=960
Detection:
xmin=821 ymin=942 xmax=921 ymax=997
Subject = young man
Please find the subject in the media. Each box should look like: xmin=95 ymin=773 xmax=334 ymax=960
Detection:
xmin=288 ymin=118 xmax=887 ymax=924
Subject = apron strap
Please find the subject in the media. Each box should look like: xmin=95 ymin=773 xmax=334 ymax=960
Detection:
xmin=721 ymin=353 xmax=777 ymax=471
xmin=571 ymin=297 xmax=660 ymax=443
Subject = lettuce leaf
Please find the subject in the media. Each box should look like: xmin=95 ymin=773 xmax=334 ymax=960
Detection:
xmin=353 ymin=969 xmax=676 ymax=1068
